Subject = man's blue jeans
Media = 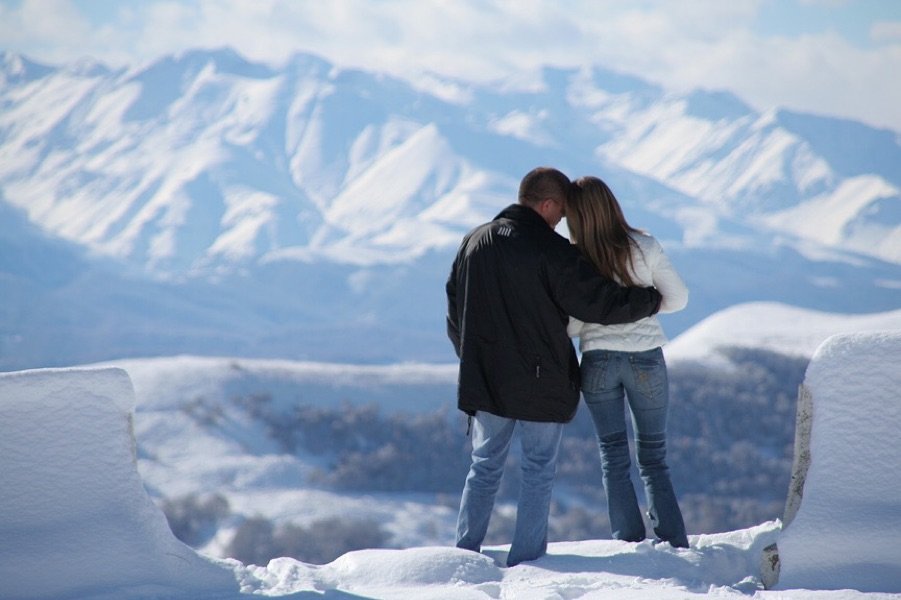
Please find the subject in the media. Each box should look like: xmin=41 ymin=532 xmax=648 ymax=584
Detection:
xmin=456 ymin=411 xmax=564 ymax=566
xmin=580 ymin=347 xmax=688 ymax=547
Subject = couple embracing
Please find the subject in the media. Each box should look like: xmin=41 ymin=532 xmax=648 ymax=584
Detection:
xmin=446 ymin=167 xmax=689 ymax=567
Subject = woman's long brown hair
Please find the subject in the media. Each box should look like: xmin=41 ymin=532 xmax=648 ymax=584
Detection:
xmin=566 ymin=176 xmax=642 ymax=287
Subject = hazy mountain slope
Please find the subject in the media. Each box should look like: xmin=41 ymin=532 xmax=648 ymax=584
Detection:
xmin=94 ymin=301 xmax=901 ymax=414
xmin=0 ymin=201 xmax=286 ymax=370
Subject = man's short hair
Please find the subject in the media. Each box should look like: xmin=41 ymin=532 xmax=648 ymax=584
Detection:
xmin=518 ymin=167 xmax=571 ymax=207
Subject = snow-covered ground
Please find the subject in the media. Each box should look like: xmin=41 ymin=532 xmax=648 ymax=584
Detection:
xmin=1 ymin=305 xmax=900 ymax=597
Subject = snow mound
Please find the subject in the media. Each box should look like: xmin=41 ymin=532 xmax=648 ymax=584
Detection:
xmin=238 ymin=526 xmax=783 ymax=599
xmin=665 ymin=302 xmax=901 ymax=365
xmin=327 ymin=546 xmax=501 ymax=587
xmin=776 ymin=331 xmax=901 ymax=593
xmin=0 ymin=367 xmax=239 ymax=600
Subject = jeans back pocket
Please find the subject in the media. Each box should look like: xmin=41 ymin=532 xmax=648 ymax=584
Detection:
xmin=580 ymin=351 xmax=610 ymax=393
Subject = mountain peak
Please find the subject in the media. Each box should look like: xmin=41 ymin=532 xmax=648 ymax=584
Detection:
xmin=64 ymin=56 xmax=114 ymax=78
xmin=284 ymin=51 xmax=335 ymax=77
xmin=684 ymin=88 xmax=754 ymax=122
xmin=134 ymin=46 xmax=275 ymax=83
xmin=0 ymin=51 xmax=54 ymax=84
xmin=588 ymin=64 xmax=662 ymax=96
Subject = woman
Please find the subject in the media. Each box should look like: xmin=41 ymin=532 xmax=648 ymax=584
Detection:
xmin=566 ymin=176 xmax=689 ymax=548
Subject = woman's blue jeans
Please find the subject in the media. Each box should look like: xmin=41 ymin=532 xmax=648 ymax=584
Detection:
xmin=456 ymin=411 xmax=564 ymax=566
xmin=580 ymin=347 xmax=688 ymax=547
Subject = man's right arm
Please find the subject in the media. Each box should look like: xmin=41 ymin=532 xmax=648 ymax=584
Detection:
xmin=550 ymin=245 xmax=662 ymax=325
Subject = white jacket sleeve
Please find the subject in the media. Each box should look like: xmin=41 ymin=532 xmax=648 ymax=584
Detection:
xmin=649 ymin=238 xmax=688 ymax=313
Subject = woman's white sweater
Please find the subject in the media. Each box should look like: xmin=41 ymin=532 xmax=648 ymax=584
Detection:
xmin=567 ymin=232 xmax=688 ymax=352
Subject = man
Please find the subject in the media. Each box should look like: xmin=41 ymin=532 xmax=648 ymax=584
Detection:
xmin=446 ymin=167 xmax=662 ymax=567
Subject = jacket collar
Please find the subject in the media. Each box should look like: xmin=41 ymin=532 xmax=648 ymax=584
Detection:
xmin=495 ymin=203 xmax=549 ymax=229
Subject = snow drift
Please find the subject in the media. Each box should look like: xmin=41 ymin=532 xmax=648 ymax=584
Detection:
xmin=775 ymin=331 xmax=901 ymax=592
xmin=0 ymin=368 xmax=238 ymax=600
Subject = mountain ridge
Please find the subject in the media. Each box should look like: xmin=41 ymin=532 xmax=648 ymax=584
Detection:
xmin=3 ymin=47 xmax=898 ymax=273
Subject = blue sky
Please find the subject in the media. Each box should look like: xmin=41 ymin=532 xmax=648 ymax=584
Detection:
xmin=755 ymin=0 xmax=899 ymax=45
xmin=2 ymin=0 xmax=899 ymax=131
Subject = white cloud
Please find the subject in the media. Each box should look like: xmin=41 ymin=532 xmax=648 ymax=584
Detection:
xmin=871 ymin=20 xmax=901 ymax=44
xmin=0 ymin=0 xmax=91 ymax=51
xmin=798 ymin=0 xmax=851 ymax=7
xmin=2 ymin=0 xmax=899 ymax=131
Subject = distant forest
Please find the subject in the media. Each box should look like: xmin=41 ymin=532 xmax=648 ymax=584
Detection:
xmin=162 ymin=347 xmax=807 ymax=564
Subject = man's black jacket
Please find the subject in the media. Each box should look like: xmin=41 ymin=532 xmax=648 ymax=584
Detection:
xmin=446 ymin=203 xmax=662 ymax=423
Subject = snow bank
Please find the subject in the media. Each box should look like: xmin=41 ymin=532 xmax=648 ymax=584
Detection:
xmin=776 ymin=331 xmax=901 ymax=593
xmin=0 ymin=367 xmax=239 ymax=600
xmin=665 ymin=302 xmax=901 ymax=366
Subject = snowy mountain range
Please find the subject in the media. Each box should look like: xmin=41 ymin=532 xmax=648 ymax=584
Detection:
xmin=1 ymin=47 xmax=899 ymax=370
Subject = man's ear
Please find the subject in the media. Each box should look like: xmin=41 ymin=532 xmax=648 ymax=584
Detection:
xmin=537 ymin=198 xmax=552 ymax=216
